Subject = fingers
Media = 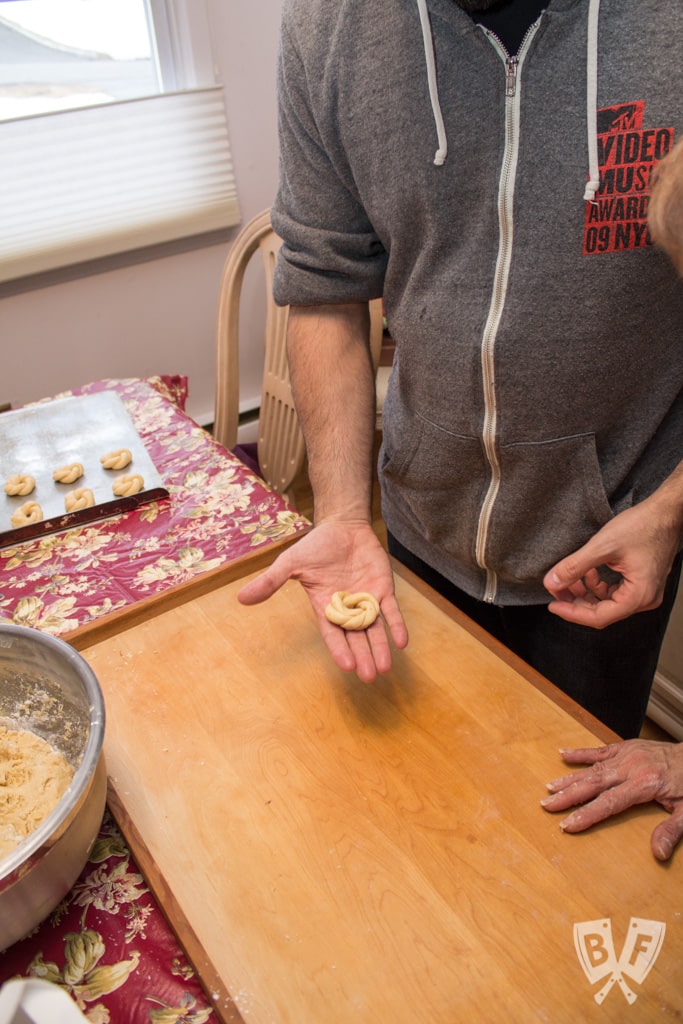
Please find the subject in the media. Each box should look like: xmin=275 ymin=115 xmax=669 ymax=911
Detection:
xmin=544 ymin=524 xmax=666 ymax=627
xmin=320 ymin=616 xmax=368 ymax=676
xmin=545 ymin=583 xmax=643 ymax=628
xmin=541 ymin=763 xmax=622 ymax=815
xmin=581 ymin=568 xmax=612 ymax=602
xmin=318 ymin=593 xmax=406 ymax=682
xmin=541 ymin=743 xmax=636 ymax=814
xmin=557 ymin=744 xmax=619 ymax=766
xmin=349 ymin=619 xmax=393 ymax=681
xmin=318 ymin=599 xmax=387 ymax=680
xmin=544 ymin=540 xmax=606 ymax=601
xmin=543 ymin=741 xmax=649 ymax=802
xmin=651 ymin=809 xmax=683 ymax=861
xmin=380 ymin=594 xmax=409 ymax=652
xmin=544 ymin=552 xmax=625 ymax=627
xmin=542 ymin=740 xmax=681 ymax=861
xmin=238 ymin=548 xmax=408 ymax=682
xmin=237 ymin=552 xmax=294 ymax=606
xmin=241 ymin=576 xmax=390 ymax=682
xmin=545 ymin=777 xmax=652 ymax=833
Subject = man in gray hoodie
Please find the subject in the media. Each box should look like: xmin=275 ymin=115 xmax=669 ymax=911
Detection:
xmin=239 ymin=1 xmax=683 ymax=745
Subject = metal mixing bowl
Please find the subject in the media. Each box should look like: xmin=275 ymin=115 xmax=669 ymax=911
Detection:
xmin=0 ymin=624 xmax=106 ymax=951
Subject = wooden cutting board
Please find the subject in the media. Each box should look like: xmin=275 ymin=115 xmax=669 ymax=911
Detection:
xmin=81 ymin=563 xmax=683 ymax=1024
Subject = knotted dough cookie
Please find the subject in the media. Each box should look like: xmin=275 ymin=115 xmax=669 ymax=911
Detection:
xmin=100 ymin=448 xmax=132 ymax=471
xmin=4 ymin=474 xmax=35 ymax=496
xmin=112 ymin=473 xmax=144 ymax=497
xmin=53 ymin=462 xmax=84 ymax=484
xmin=325 ymin=591 xmax=380 ymax=631
xmin=10 ymin=501 xmax=43 ymax=528
xmin=65 ymin=487 xmax=95 ymax=512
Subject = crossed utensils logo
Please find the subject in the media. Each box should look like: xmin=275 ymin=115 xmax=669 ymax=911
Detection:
xmin=574 ymin=917 xmax=666 ymax=1005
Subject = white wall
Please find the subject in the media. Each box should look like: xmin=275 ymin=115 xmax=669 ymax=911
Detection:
xmin=661 ymin=598 xmax=683 ymax=689
xmin=0 ymin=0 xmax=283 ymax=426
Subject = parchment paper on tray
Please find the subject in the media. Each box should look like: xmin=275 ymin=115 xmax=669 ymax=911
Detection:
xmin=0 ymin=391 xmax=168 ymax=548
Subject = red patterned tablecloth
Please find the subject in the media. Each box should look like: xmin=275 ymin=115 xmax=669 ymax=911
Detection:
xmin=0 ymin=812 xmax=217 ymax=1023
xmin=0 ymin=376 xmax=309 ymax=635
xmin=0 ymin=377 xmax=310 ymax=1023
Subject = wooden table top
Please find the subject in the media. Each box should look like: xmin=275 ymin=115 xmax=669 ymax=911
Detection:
xmin=80 ymin=562 xmax=682 ymax=1023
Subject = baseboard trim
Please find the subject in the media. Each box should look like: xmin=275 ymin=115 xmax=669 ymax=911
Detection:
xmin=647 ymin=671 xmax=683 ymax=741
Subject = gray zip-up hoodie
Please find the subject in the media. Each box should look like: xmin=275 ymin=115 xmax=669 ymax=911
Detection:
xmin=272 ymin=0 xmax=683 ymax=605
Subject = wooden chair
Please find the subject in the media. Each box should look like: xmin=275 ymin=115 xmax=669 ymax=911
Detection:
xmin=214 ymin=209 xmax=385 ymax=504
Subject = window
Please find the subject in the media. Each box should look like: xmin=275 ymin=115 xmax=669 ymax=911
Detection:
xmin=0 ymin=0 xmax=159 ymax=120
xmin=0 ymin=0 xmax=240 ymax=284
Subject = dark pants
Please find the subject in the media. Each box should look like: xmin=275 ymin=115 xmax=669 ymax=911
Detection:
xmin=388 ymin=534 xmax=682 ymax=739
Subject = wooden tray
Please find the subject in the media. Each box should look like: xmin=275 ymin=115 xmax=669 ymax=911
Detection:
xmin=79 ymin=564 xmax=683 ymax=1023
xmin=0 ymin=392 xmax=167 ymax=547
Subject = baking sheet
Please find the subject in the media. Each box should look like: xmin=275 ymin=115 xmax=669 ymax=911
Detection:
xmin=0 ymin=391 xmax=168 ymax=548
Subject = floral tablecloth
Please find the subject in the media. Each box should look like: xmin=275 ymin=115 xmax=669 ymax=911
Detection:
xmin=0 ymin=377 xmax=309 ymax=1023
xmin=0 ymin=813 xmax=218 ymax=1024
xmin=0 ymin=376 xmax=309 ymax=636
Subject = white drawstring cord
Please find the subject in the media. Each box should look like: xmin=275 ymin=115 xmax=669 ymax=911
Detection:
xmin=583 ymin=0 xmax=601 ymax=202
xmin=416 ymin=0 xmax=600 ymax=184
xmin=416 ymin=0 xmax=448 ymax=165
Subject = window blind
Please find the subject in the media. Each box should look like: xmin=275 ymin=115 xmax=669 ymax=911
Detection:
xmin=0 ymin=86 xmax=240 ymax=283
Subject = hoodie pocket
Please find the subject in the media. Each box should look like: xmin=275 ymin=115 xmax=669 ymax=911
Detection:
xmin=381 ymin=420 xmax=615 ymax=587
xmin=487 ymin=433 xmax=615 ymax=585
xmin=380 ymin=413 xmax=488 ymax=571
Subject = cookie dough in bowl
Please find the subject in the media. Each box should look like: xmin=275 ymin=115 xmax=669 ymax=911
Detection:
xmin=0 ymin=728 xmax=74 ymax=859
xmin=0 ymin=625 xmax=106 ymax=950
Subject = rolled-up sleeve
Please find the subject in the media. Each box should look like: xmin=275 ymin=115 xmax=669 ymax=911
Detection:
xmin=271 ymin=13 xmax=388 ymax=307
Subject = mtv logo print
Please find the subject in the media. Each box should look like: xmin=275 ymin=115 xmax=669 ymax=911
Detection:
xmin=574 ymin=918 xmax=666 ymax=1005
xmin=583 ymin=100 xmax=675 ymax=257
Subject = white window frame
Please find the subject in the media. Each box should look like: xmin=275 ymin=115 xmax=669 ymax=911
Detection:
xmin=150 ymin=0 xmax=217 ymax=91
xmin=0 ymin=0 xmax=240 ymax=287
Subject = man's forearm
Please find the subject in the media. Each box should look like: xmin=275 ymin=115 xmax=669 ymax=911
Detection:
xmin=287 ymin=302 xmax=377 ymax=524
xmin=647 ymin=459 xmax=683 ymax=543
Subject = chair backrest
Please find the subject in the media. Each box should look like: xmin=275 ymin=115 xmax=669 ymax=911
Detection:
xmin=214 ymin=209 xmax=384 ymax=501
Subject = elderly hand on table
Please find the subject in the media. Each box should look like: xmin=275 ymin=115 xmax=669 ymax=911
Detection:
xmin=238 ymin=519 xmax=408 ymax=683
xmin=541 ymin=740 xmax=683 ymax=861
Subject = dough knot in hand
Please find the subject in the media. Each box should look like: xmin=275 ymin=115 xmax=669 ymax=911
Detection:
xmin=4 ymin=474 xmax=35 ymax=496
xmin=10 ymin=501 xmax=43 ymax=527
xmin=100 ymin=448 xmax=132 ymax=470
xmin=324 ymin=591 xmax=380 ymax=630
xmin=53 ymin=462 xmax=84 ymax=484
xmin=65 ymin=487 xmax=95 ymax=512
xmin=112 ymin=473 xmax=145 ymax=497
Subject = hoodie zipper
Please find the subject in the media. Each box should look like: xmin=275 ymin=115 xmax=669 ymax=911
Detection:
xmin=475 ymin=24 xmax=540 ymax=603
